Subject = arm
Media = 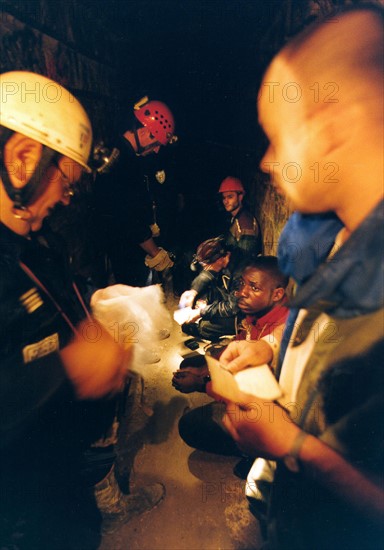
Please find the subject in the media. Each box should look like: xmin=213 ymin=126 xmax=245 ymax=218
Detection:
xmin=200 ymin=287 xmax=239 ymax=319
xmin=60 ymin=318 xmax=132 ymax=400
xmin=223 ymin=397 xmax=384 ymax=523
xmin=139 ymin=236 xmax=161 ymax=257
xmin=0 ymin=318 xmax=130 ymax=442
xmin=142 ymin=239 xmax=174 ymax=271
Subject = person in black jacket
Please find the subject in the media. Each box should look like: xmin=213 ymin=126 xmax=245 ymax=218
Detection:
xmin=179 ymin=236 xmax=240 ymax=340
xmin=93 ymin=97 xmax=176 ymax=287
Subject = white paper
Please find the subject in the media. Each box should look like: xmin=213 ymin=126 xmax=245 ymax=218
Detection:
xmin=205 ymin=355 xmax=283 ymax=402
xmin=173 ymin=307 xmax=193 ymax=325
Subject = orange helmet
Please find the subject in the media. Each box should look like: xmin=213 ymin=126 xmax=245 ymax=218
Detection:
xmin=218 ymin=176 xmax=245 ymax=194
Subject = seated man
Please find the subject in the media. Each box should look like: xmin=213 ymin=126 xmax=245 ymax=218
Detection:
xmin=179 ymin=236 xmax=240 ymax=341
xmin=172 ymin=256 xmax=289 ymax=455
xmin=218 ymin=176 xmax=263 ymax=259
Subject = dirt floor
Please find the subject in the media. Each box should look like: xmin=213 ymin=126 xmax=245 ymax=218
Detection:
xmin=99 ymin=294 xmax=263 ymax=550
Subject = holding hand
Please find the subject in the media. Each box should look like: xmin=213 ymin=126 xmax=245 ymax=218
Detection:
xmin=223 ymin=395 xmax=302 ymax=459
xmin=179 ymin=289 xmax=198 ymax=308
xmin=220 ymin=340 xmax=273 ymax=374
xmin=145 ymin=248 xmax=174 ymax=271
xmin=60 ymin=318 xmax=133 ymax=400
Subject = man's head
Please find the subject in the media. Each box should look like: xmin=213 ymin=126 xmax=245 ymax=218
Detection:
xmin=219 ymin=176 xmax=245 ymax=216
xmin=258 ymin=7 xmax=383 ymax=226
xmin=0 ymin=71 xmax=92 ymax=236
xmin=123 ymin=96 xmax=176 ymax=157
xmin=195 ymin=236 xmax=230 ymax=272
xmin=237 ymin=256 xmax=289 ymax=315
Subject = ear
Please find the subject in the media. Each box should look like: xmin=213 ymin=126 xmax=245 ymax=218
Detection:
xmin=4 ymin=133 xmax=43 ymax=189
xmin=272 ymin=287 xmax=285 ymax=302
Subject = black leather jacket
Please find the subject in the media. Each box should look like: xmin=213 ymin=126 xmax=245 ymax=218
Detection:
xmin=190 ymin=267 xmax=239 ymax=319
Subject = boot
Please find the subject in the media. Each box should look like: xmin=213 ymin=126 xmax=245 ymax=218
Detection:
xmin=94 ymin=467 xmax=165 ymax=534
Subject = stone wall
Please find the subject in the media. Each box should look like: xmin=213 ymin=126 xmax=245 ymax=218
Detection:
xmin=0 ymin=0 xmax=127 ymax=142
xmin=251 ymin=174 xmax=291 ymax=257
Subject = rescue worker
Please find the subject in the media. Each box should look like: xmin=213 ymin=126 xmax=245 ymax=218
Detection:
xmin=93 ymin=96 xmax=176 ymax=287
xmin=219 ymin=176 xmax=262 ymax=259
xmin=0 ymin=72 xmax=164 ymax=549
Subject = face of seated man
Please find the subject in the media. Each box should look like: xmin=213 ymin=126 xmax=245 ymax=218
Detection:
xmin=236 ymin=266 xmax=285 ymax=316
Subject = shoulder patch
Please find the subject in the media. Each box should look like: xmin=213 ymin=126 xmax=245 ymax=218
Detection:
xmin=22 ymin=333 xmax=59 ymax=363
xmin=19 ymin=287 xmax=43 ymax=314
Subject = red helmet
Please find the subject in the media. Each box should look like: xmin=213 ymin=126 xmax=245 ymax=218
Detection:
xmin=134 ymin=98 xmax=175 ymax=145
xmin=218 ymin=176 xmax=245 ymax=194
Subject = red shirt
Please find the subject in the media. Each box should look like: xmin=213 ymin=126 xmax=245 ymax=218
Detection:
xmin=237 ymin=302 xmax=289 ymax=341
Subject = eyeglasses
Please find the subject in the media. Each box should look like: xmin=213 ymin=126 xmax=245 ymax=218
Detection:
xmin=53 ymin=159 xmax=75 ymax=198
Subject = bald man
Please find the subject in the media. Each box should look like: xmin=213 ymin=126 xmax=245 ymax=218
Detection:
xmin=221 ymin=7 xmax=383 ymax=549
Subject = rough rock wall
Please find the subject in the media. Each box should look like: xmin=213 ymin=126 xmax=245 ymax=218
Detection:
xmin=0 ymin=0 xmax=129 ymax=280
xmin=0 ymin=0 xmax=126 ymax=142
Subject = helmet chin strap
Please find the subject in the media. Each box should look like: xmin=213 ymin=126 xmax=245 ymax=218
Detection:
xmin=0 ymin=143 xmax=58 ymax=210
xmin=132 ymin=127 xmax=160 ymax=156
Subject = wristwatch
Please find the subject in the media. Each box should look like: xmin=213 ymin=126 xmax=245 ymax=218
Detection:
xmin=282 ymin=431 xmax=308 ymax=473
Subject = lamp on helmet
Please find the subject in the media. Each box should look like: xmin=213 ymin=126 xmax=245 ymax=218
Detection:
xmin=92 ymin=141 xmax=120 ymax=174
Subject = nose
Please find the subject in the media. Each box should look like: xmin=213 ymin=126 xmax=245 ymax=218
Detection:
xmin=238 ymin=284 xmax=248 ymax=298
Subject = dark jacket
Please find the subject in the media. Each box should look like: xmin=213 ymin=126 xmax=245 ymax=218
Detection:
xmin=190 ymin=268 xmax=239 ymax=320
xmin=93 ymin=137 xmax=153 ymax=246
xmin=269 ymin=200 xmax=384 ymax=550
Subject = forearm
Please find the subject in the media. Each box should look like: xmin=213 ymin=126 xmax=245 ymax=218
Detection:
xmin=201 ymin=296 xmax=238 ymax=319
xmin=298 ymin=433 xmax=384 ymax=522
xmin=139 ymin=237 xmax=160 ymax=257
xmin=191 ymin=271 xmax=215 ymax=294
xmin=224 ymin=396 xmax=384 ymax=522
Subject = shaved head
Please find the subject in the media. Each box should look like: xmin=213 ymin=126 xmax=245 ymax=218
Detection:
xmin=258 ymin=7 xmax=383 ymax=229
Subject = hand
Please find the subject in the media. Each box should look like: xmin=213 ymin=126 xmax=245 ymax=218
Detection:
xmin=220 ymin=340 xmax=273 ymax=374
xmin=223 ymin=395 xmax=301 ymax=459
xmin=179 ymin=289 xmax=198 ymax=308
xmin=60 ymin=319 xmax=133 ymax=400
xmin=172 ymin=368 xmax=207 ymax=393
xmin=187 ymin=308 xmax=202 ymax=323
xmin=144 ymin=248 xmax=174 ymax=271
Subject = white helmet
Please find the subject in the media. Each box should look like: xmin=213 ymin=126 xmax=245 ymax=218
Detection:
xmin=0 ymin=71 xmax=92 ymax=171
